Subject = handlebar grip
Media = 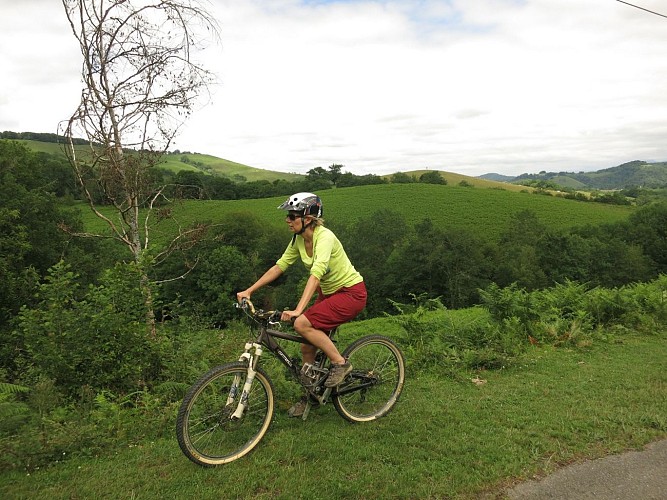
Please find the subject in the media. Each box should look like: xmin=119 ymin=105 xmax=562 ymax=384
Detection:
xmin=240 ymin=298 xmax=255 ymax=314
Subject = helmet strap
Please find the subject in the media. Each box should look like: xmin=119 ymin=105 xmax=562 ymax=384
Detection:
xmin=291 ymin=215 xmax=314 ymax=246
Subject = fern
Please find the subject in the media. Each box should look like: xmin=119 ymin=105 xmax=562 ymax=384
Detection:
xmin=0 ymin=401 xmax=30 ymax=419
xmin=0 ymin=383 xmax=31 ymax=424
xmin=0 ymin=382 xmax=30 ymax=395
xmin=153 ymin=381 xmax=190 ymax=397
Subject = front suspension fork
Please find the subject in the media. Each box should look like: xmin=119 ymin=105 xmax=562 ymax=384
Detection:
xmin=230 ymin=342 xmax=263 ymax=420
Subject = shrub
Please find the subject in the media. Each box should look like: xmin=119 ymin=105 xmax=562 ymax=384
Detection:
xmin=388 ymin=297 xmax=517 ymax=373
xmin=479 ymin=276 xmax=667 ymax=347
xmin=15 ymin=262 xmax=161 ymax=395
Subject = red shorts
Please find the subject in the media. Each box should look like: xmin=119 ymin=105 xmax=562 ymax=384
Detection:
xmin=303 ymin=281 xmax=367 ymax=331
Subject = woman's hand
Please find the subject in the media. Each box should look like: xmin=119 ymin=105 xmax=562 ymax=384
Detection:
xmin=236 ymin=289 xmax=251 ymax=304
xmin=280 ymin=309 xmax=301 ymax=323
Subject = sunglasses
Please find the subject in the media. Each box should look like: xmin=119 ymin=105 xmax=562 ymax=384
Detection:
xmin=286 ymin=212 xmax=302 ymax=221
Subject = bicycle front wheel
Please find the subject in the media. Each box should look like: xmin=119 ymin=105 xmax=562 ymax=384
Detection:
xmin=333 ymin=335 xmax=405 ymax=423
xmin=176 ymin=361 xmax=274 ymax=466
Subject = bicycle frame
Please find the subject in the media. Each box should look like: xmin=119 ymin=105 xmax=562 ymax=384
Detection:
xmin=230 ymin=301 xmax=383 ymax=420
xmin=230 ymin=314 xmax=332 ymax=420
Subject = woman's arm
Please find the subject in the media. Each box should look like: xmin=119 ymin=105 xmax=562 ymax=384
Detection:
xmin=236 ymin=265 xmax=283 ymax=302
xmin=296 ymin=274 xmax=320 ymax=314
xmin=281 ymin=274 xmax=320 ymax=322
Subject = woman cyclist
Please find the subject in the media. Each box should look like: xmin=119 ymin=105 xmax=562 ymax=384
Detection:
xmin=236 ymin=192 xmax=367 ymax=417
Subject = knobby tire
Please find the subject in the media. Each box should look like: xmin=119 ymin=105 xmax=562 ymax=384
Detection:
xmin=332 ymin=335 xmax=405 ymax=422
xmin=176 ymin=361 xmax=275 ymax=466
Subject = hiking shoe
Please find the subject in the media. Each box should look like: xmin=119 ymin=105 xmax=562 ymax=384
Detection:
xmin=288 ymin=396 xmax=319 ymax=418
xmin=325 ymin=362 xmax=352 ymax=387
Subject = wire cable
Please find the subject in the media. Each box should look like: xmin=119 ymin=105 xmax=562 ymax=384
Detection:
xmin=617 ymin=0 xmax=667 ymax=19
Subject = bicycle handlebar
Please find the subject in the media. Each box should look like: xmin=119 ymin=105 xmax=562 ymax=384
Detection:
xmin=238 ymin=297 xmax=256 ymax=314
xmin=237 ymin=298 xmax=282 ymax=323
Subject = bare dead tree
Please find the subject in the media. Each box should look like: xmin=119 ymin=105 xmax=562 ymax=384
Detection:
xmin=60 ymin=0 xmax=220 ymax=336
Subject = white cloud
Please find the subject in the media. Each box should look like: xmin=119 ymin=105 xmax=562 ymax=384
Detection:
xmin=2 ymin=0 xmax=667 ymax=175
xmin=0 ymin=1 xmax=81 ymax=134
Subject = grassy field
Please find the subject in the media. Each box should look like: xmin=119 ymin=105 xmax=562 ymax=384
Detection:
xmin=391 ymin=170 xmax=535 ymax=193
xmin=76 ymin=183 xmax=634 ymax=245
xmin=14 ymin=139 xmax=304 ymax=182
xmin=1 ymin=322 xmax=664 ymax=499
xmin=12 ymin=139 xmax=70 ymax=156
xmin=158 ymin=153 xmax=304 ymax=182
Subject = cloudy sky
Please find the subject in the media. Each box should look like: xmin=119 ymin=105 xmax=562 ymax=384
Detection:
xmin=1 ymin=0 xmax=666 ymax=177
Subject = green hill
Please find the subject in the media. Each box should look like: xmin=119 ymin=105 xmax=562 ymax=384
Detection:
xmin=581 ymin=161 xmax=667 ymax=189
xmin=12 ymin=133 xmax=539 ymax=192
xmin=12 ymin=139 xmax=69 ymax=156
xmin=12 ymin=134 xmax=525 ymax=190
xmin=79 ymin=183 xmax=634 ymax=243
xmin=158 ymin=152 xmax=304 ymax=182
xmin=13 ymin=132 xmax=665 ymax=201
xmin=548 ymin=175 xmax=588 ymax=190
xmin=8 ymin=137 xmax=304 ymax=183
xmin=390 ymin=170 xmax=535 ymax=193
xmin=8 ymin=132 xmax=667 ymax=190
xmin=509 ymin=161 xmax=667 ymax=189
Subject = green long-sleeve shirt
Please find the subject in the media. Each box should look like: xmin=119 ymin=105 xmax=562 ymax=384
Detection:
xmin=276 ymin=226 xmax=363 ymax=296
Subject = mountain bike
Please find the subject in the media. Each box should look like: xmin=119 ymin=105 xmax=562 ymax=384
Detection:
xmin=176 ymin=298 xmax=406 ymax=466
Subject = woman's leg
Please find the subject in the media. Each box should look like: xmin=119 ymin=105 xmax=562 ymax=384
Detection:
xmin=294 ymin=315 xmax=345 ymax=365
xmin=297 ymin=282 xmax=367 ymax=365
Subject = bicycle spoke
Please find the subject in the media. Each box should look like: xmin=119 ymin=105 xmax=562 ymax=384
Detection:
xmin=333 ymin=335 xmax=405 ymax=422
xmin=176 ymin=362 xmax=275 ymax=466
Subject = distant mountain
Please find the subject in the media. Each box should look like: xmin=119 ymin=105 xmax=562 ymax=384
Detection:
xmin=574 ymin=161 xmax=667 ymax=189
xmin=478 ymin=173 xmax=516 ymax=182
xmin=479 ymin=161 xmax=667 ymax=190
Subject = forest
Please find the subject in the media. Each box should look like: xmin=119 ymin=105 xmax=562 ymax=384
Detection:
xmin=1 ymin=138 xmax=666 ymax=471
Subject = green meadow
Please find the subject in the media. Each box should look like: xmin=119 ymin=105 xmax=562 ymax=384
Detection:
xmin=2 ymin=315 xmax=665 ymax=499
xmin=158 ymin=153 xmax=304 ymax=182
xmin=77 ymin=183 xmax=634 ymax=243
xmin=16 ymin=139 xmax=303 ymax=182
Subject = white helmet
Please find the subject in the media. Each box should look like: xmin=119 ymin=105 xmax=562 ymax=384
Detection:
xmin=277 ymin=192 xmax=323 ymax=218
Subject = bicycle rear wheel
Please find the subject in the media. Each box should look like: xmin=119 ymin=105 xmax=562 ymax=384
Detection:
xmin=176 ymin=361 xmax=274 ymax=466
xmin=333 ymin=335 xmax=405 ymax=423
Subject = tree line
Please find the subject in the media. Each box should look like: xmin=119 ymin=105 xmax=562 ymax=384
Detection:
xmin=150 ymin=202 xmax=665 ymax=326
xmin=143 ymin=162 xmax=448 ymax=202
xmin=0 ymin=131 xmax=89 ymax=145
